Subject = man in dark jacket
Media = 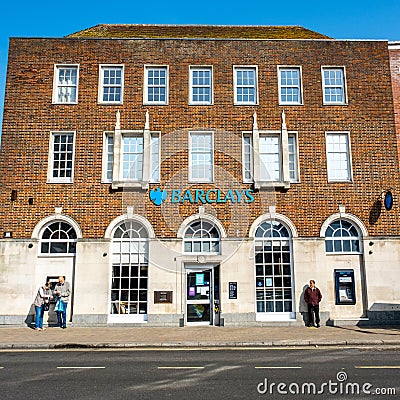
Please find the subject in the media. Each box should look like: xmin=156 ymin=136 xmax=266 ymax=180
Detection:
xmin=304 ymin=280 xmax=322 ymax=328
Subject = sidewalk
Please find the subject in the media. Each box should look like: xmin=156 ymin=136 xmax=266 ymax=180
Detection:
xmin=0 ymin=325 xmax=400 ymax=349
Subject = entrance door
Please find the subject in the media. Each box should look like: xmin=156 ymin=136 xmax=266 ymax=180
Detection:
xmin=186 ymin=269 xmax=213 ymax=325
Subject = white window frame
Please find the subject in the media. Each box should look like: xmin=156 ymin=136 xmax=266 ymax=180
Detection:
xmin=98 ymin=64 xmax=124 ymax=105
xmin=52 ymin=64 xmax=79 ymax=104
xmin=288 ymin=133 xmax=300 ymax=183
xmin=259 ymin=133 xmax=282 ymax=182
xmin=102 ymin=131 xmax=115 ymax=183
xmin=243 ymin=130 xmax=299 ymax=186
xmin=233 ymin=66 xmax=258 ymax=105
xmin=150 ymin=132 xmax=160 ymax=183
xmin=189 ymin=131 xmax=214 ymax=183
xmin=325 ymin=131 xmax=352 ymax=182
xmin=242 ymin=133 xmax=253 ymax=183
xmin=278 ymin=66 xmax=303 ymax=105
xmin=183 ymin=219 xmax=221 ymax=255
xmin=121 ymin=134 xmax=144 ymax=181
xmin=39 ymin=221 xmax=78 ymax=256
xmin=189 ymin=66 xmax=213 ymax=105
xmin=47 ymin=131 xmax=76 ymax=184
xmin=104 ymin=130 xmax=161 ymax=188
xmin=321 ymin=66 xmax=347 ymax=105
xmin=144 ymin=65 xmax=169 ymax=105
xmin=325 ymin=219 xmax=362 ymax=254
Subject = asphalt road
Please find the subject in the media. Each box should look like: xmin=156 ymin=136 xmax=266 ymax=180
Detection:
xmin=0 ymin=347 xmax=399 ymax=399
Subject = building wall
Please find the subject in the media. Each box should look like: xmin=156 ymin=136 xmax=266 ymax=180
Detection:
xmin=1 ymin=35 xmax=400 ymax=326
xmin=0 ymin=38 xmax=399 ymax=239
xmin=390 ymin=44 xmax=400 ymax=164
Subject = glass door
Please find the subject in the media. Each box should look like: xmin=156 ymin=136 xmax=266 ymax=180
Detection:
xmin=186 ymin=269 xmax=212 ymax=324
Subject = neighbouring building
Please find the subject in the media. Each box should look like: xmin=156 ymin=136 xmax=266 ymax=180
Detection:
xmin=1 ymin=25 xmax=400 ymax=327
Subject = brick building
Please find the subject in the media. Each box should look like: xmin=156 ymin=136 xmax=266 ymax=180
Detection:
xmin=1 ymin=25 xmax=400 ymax=326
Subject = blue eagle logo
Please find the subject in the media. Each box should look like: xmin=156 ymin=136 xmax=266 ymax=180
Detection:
xmin=149 ymin=188 xmax=167 ymax=206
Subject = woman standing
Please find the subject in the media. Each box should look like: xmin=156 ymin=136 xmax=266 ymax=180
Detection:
xmin=33 ymin=282 xmax=52 ymax=331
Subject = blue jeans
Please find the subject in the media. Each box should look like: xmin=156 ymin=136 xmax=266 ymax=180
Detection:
xmin=35 ymin=305 xmax=44 ymax=329
xmin=56 ymin=301 xmax=68 ymax=328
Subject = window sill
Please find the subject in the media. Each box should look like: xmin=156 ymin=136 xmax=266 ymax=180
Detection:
xmin=278 ymin=102 xmax=303 ymax=106
xmin=38 ymin=253 xmax=76 ymax=258
xmin=47 ymin=180 xmax=74 ymax=184
xmin=325 ymin=252 xmax=362 ymax=255
xmin=254 ymin=181 xmax=290 ymax=190
xmin=111 ymin=181 xmax=149 ymax=190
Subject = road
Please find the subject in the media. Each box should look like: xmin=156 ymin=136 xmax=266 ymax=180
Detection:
xmin=0 ymin=347 xmax=399 ymax=399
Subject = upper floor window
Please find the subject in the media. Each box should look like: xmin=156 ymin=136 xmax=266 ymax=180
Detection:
xmin=102 ymin=131 xmax=160 ymax=185
xmin=322 ymin=67 xmax=347 ymax=105
xmin=183 ymin=220 xmax=220 ymax=254
xmin=189 ymin=132 xmax=213 ymax=182
xmin=243 ymin=132 xmax=299 ymax=184
xmin=278 ymin=67 xmax=302 ymax=105
xmin=260 ymin=135 xmax=281 ymax=181
xmin=53 ymin=65 xmax=78 ymax=104
xmin=189 ymin=66 xmax=213 ymax=105
xmin=103 ymin=133 xmax=114 ymax=182
xmin=326 ymin=132 xmax=351 ymax=182
xmin=144 ymin=66 xmax=168 ymax=105
xmin=123 ymin=135 xmax=143 ymax=180
xmin=48 ymin=132 xmax=75 ymax=183
xmin=40 ymin=221 xmax=77 ymax=255
xmin=325 ymin=219 xmax=361 ymax=253
xmin=234 ymin=66 xmax=258 ymax=105
xmin=288 ymin=135 xmax=299 ymax=182
xmin=242 ymin=133 xmax=253 ymax=183
xmin=99 ymin=65 xmax=124 ymax=104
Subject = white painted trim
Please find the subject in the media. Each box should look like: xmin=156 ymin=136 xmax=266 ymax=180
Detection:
xmin=320 ymin=212 xmax=368 ymax=237
xmin=177 ymin=213 xmax=227 ymax=239
xmin=188 ymin=131 xmax=214 ymax=183
xmin=47 ymin=131 xmax=76 ymax=184
xmin=188 ymin=65 xmax=214 ymax=105
xmin=104 ymin=214 xmax=155 ymax=239
xmin=277 ymin=65 xmax=303 ymax=105
xmin=242 ymin=131 xmax=253 ymax=183
xmin=325 ymin=131 xmax=353 ymax=183
xmin=52 ymin=64 xmax=79 ymax=104
xmin=31 ymin=214 xmax=83 ymax=239
xmin=248 ymin=213 xmax=298 ymax=238
xmin=233 ymin=65 xmax=259 ymax=105
xmin=101 ymin=131 xmax=114 ymax=183
xmin=143 ymin=65 xmax=169 ymax=105
xmin=256 ymin=312 xmax=296 ymax=321
xmin=321 ymin=65 xmax=348 ymax=105
xmin=98 ymin=64 xmax=124 ymax=105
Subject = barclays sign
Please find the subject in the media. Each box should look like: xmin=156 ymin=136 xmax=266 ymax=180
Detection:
xmin=149 ymin=188 xmax=255 ymax=206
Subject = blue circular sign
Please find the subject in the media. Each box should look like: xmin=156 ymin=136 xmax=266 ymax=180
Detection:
xmin=384 ymin=190 xmax=393 ymax=211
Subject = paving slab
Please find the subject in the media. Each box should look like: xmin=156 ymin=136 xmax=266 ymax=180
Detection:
xmin=0 ymin=325 xmax=398 ymax=349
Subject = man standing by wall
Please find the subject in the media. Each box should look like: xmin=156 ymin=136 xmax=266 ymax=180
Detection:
xmin=54 ymin=276 xmax=71 ymax=329
xmin=304 ymin=280 xmax=322 ymax=328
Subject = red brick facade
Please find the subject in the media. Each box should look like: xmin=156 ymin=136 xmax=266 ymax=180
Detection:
xmin=1 ymin=29 xmax=399 ymax=240
xmin=390 ymin=44 xmax=400 ymax=166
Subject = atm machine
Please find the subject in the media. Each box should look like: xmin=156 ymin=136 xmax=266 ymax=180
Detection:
xmin=334 ymin=269 xmax=356 ymax=305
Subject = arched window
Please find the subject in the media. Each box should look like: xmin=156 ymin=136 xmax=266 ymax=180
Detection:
xmin=255 ymin=221 xmax=293 ymax=315
xmin=110 ymin=220 xmax=149 ymax=318
xmin=40 ymin=221 xmax=77 ymax=254
xmin=325 ymin=219 xmax=361 ymax=253
xmin=183 ymin=220 xmax=220 ymax=253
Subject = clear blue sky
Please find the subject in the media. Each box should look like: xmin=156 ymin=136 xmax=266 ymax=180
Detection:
xmin=1 ymin=0 xmax=399 ymax=135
